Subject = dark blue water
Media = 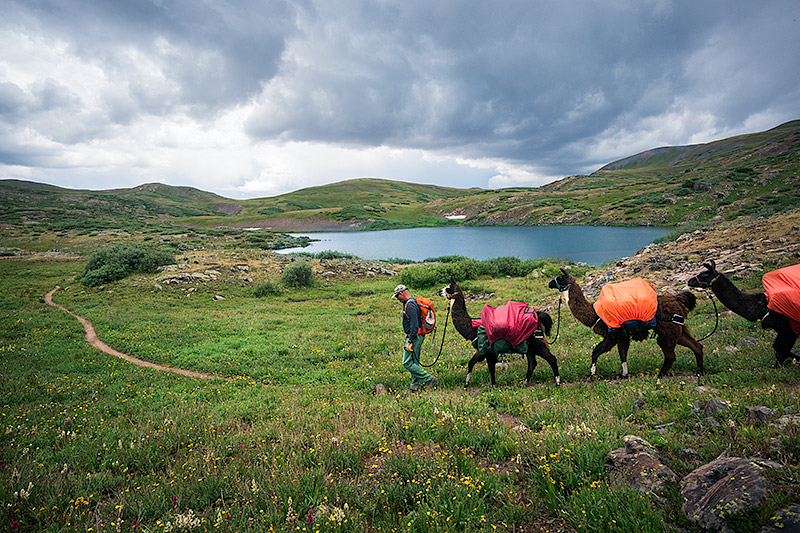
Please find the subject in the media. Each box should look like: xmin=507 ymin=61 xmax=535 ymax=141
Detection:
xmin=277 ymin=226 xmax=670 ymax=266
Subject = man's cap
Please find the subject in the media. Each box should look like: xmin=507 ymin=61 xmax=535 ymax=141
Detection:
xmin=392 ymin=284 xmax=408 ymax=298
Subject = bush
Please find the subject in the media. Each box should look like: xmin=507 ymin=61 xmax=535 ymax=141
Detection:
xmin=253 ymin=280 xmax=284 ymax=297
xmin=78 ymin=244 xmax=175 ymax=286
xmin=400 ymin=257 xmax=557 ymax=288
xmin=314 ymin=250 xmax=358 ymax=260
xmin=282 ymin=260 xmax=314 ymax=288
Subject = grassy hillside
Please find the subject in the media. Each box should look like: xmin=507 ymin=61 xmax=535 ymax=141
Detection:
xmin=1 ymin=212 xmax=798 ymax=532
xmin=2 ymin=120 xmax=798 ymax=242
xmin=431 ymin=120 xmax=800 ymax=227
xmin=181 ymin=178 xmax=479 ymax=231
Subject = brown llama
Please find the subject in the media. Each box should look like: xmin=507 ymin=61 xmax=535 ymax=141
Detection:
xmin=438 ymin=278 xmax=560 ymax=388
xmin=688 ymin=260 xmax=799 ymax=366
xmin=548 ymin=268 xmax=704 ymax=379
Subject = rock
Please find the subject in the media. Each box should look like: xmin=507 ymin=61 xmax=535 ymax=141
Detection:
xmin=745 ymin=406 xmax=778 ymax=425
xmin=774 ymin=414 xmax=800 ymax=429
xmin=680 ymin=448 xmax=699 ymax=459
xmin=705 ymin=398 xmax=734 ymax=416
xmin=154 ymin=283 xmax=163 ymax=291
xmin=760 ymin=504 xmax=800 ymax=532
xmin=682 ymin=457 xmax=778 ymax=532
xmin=692 ymin=400 xmax=703 ymax=415
xmin=694 ymin=386 xmax=716 ymax=394
xmin=214 ymin=295 xmax=225 ymax=301
xmin=654 ymin=422 xmax=674 ymax=435
xmin=736 ymin=337 xmax=760 ymax=349
xmin=606 ymin=435 xmax=677 ymax=498
xmin=701 ymin=417 xmax=721 ymax=431
xmin=375 ymin=384 xmax=387 ymax=396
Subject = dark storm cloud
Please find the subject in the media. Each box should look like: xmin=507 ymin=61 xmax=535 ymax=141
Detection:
xmin=1 ymin=0 xmax=798 ymax=194
xmin=6 ymin=0 xmax=300 ymax=114
xmin=243 ymin=0 xmax=800 ymax=174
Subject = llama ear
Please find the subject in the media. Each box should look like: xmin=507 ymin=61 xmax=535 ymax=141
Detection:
xmin=559 ymin=267 xmax=569 ymax=275
xmin=449 ymin=276 xmax=456 ymax=285
xmin=703 ymin=260 xmax=716 ymax=272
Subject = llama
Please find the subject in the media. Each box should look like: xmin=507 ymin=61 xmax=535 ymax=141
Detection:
xmin=548 ymin=268 xmax=704 ymax=379
xmin=687 ymin=260 xmax=799 ymax=366
xmin=438 ymin=278 xmax=560 ymax=388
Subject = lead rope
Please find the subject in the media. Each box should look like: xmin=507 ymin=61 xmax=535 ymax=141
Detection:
xmin=696 ymin=290 xmax=720 ymax=342
xmin=420 ymin=304 xmax=450 ymax=368
xmin=549 ymin=291 xmax=564 ymax=345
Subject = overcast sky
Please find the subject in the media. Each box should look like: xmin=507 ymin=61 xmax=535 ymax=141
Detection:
xmin=1 ymin=1 xmax=798 ymax=199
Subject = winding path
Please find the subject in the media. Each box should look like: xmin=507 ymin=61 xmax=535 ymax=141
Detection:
xmin=45 ymin=286 xmax=231 ymax=382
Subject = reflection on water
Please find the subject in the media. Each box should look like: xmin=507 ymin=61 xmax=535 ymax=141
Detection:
xmin=277 ymin=226 xmax=671 ymax=266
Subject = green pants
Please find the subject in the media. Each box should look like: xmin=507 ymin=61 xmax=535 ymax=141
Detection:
xmin=402 ymin=336 xmax=434 ymax=390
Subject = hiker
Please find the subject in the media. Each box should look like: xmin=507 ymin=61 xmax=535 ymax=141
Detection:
xmin=393 ymin=284 xmax=438 ymax=391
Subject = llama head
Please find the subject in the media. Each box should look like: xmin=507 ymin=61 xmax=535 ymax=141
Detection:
xmin=548 ymin=267 xmax=574 ymax=292
xmin=687 ymin=260 xmax=719 ymax=289
xmin=438 ymin=277 xmax=462 ymax=300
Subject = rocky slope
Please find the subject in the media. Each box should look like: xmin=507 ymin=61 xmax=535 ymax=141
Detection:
xmin=573 ymin=211 xmax=800 ymax=297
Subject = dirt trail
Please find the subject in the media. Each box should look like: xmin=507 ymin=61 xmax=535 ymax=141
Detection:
xmin=45 ymin=286 xmax=231 ymax=382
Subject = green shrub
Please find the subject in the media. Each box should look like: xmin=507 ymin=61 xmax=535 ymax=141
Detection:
xmin=315 ymin=250 xmax=358 ymax=260
xmin=253 ymin=280 xmax=284 ymax=297
xmin=78 ymin=244 xmax=174 ymax=286
xmin=422 ymin=255 xmax=471 ymax=263
xmin=282 ymin=260 xmax=314 ymax=287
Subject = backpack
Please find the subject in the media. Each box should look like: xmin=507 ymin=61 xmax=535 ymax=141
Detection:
xmin=406 ymin=296 xmax=436 ymax=335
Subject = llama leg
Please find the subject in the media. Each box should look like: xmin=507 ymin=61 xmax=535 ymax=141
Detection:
xmin=487 ymin=354 xmax=498 ymax=386
xmin=524 ymin=350 xmax=537 ymax=387
xmin=617 ymin=335 xmax=631 ymax=378
xmin=656 ymin=336 xmax=677 ymax=378
xmin=761 ymin=314 xmax=798 ymax=365
xmin=532 ymin=340 xmax=560 ymax=386
xmin=590 ymin=336 xmax=617 ymax=377
xmin=677 ymin=329 xmax=704 ymax=375
xmin=773 ymin=330 xmax=798 ymax=366
xmin=465 ymin=351 xmax=485 ymax=389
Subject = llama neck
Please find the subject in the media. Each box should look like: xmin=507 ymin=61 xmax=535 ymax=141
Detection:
xmin=567 ymin=281 xmax=600 ymax=327
xmin=711 ymin=274 xmax=768 ymax=322
xmin=449 ymin=295 xmax=478 ymax=341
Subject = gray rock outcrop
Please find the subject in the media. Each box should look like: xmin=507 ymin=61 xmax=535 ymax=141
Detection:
xmin=681 ymin=456 xmax=780 ymax=532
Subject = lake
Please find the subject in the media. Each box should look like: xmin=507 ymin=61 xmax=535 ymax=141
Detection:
xmin=277 ymin=226 xmax=671 ymax=265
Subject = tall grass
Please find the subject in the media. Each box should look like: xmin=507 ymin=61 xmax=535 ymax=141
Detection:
xmin=1 ymin=258 xmax=798 ymax=532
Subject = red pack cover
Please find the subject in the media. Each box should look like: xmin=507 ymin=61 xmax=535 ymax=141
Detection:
xmin=763 ymin=263 xmax=800 ymax=328
xmin=479 ymin=301 xmax=539 ymax=346
xmin=593 ymin=278 xmax=658 ymax=330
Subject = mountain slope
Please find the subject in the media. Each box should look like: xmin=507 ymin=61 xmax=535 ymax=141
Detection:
xmin=1 ymin=120 xmax=798 ymax=234
xmin=431 ymin=120 xmax=800 ymax=227
xmin=0 ymin=180 xmax=236 ymax=232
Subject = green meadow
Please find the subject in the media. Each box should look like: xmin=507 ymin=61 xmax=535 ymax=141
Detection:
xmin=1 ymin=255 xmax=798 ymax=532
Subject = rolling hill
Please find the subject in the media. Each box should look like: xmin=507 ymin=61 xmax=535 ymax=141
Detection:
xmin=1 ymin=120 xmax=798 ymax=238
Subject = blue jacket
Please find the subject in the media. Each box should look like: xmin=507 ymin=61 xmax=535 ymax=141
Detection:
xmin=402 ymin=297 xmax=421 ymax=342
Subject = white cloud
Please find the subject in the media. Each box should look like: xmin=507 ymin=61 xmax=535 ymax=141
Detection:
xmin=1 ymin=0 xmax=798 ymax=198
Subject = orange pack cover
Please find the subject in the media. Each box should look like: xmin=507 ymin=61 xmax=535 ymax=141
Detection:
xmin=762 ymin=263 xmax=800 ymax=324
xmin=593 ymin=278 xmax=658 ymax=330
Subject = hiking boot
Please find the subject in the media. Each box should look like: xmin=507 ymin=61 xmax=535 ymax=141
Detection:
xmin=425 ymin=377 xmax=438 ymax=390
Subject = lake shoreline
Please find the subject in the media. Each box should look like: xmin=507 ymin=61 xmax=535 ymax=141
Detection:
xmin=276 ymin=225 xmax=673 ymax=266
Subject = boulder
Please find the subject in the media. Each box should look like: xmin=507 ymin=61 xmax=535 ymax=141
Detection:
xmin=705 ymin=398 xmax=734 ymax=416
xmin=744 ymin=406 xmax=778 ymax=425
xmin=759 ymin=504 xmax=800 ymax=532
xmin=774 ymin=415 xmax=800 ymax=429
xmin=681 ymin=457 xmax=779 ymax=531
xmin=736 ymin=337 xmax=760 ymax=349
xmin=701 ymin=416 xmax=722 ymax=431
xmin=606 ymin=435 xmax=677 ymax=498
